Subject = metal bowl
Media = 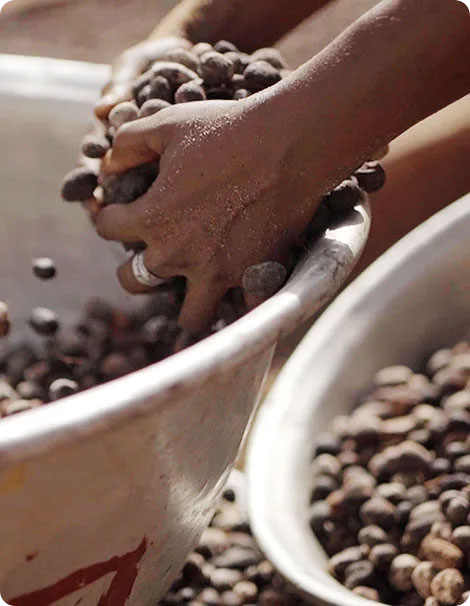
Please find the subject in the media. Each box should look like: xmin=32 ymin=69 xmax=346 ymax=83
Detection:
xmin=0 ymin=55 xmax=370 ymax=606
xmin=247 ymin=196 xmax=470 ymax=606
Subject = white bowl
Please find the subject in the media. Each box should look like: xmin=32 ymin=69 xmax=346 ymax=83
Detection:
xmin=247 ymin=196 xmax=470 ymax=606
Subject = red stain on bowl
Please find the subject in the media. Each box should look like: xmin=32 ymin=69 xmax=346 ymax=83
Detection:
xmin=9 ymin=538 xmax=147 ymax=606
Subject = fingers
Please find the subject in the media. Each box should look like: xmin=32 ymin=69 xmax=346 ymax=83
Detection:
xmin=116 ymin=249 xmax=171 ymax=294
xmin=83 ymin=197 xmax=103 ymax=223
xmin=178 ymin=279 xmax=227 ymax=335
xmin=95 ymin=84 xmax=133 ymax=122
xmin=101 ymin=120 xmax=165 ymax=174
xmin=95 ymin=201 xmax=146 ymax=242
xmin=95 ymin=51 xmax=146 ymax=121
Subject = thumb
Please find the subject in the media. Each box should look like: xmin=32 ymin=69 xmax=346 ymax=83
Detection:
xmin=178 ymin=279 xmax=227 ymax=336
xmin=102 ymin=118 xmax=165 ymax=174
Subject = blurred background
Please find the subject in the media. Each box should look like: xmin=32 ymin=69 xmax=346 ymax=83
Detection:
xmin=0 ymin=0 xmax=378 ymax=67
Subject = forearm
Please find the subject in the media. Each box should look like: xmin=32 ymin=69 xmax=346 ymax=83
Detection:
xmin=151 ymin=0 xmax=331 ymax=51
xmin=258 ymin=0 xmax=470 ymax=197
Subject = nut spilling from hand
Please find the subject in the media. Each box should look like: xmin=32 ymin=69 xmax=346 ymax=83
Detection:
xmin=61 ymin=40 xmax=386 ymax=336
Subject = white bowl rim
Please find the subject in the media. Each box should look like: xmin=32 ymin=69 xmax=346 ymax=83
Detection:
xmin=246 ymin=195 xmax=470 ymax=606
xmin=0 ymin=54 xmax=371 ymax=463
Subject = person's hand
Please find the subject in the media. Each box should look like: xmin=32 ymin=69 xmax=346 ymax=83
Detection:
xmin=78 ymin=37 xmax=190 ymax=220
xmin=95 ymin=37 xmax=191 ymax=121
xmin=94 ymin=99 xmax=323 ymax=334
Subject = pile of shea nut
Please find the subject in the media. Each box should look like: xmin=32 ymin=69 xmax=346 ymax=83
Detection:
xmin=310 ymin=339 xmax=470 ymax=606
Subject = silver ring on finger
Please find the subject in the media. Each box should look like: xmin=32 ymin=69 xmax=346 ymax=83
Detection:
xmin=131 ymin=251 xmax=166 ymax=288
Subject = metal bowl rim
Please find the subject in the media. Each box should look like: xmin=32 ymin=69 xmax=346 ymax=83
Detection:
xmin=246 ymin=195 xmax=470 ymax=606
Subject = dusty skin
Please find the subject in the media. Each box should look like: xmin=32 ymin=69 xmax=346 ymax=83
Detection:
xmin=97 ymin=99 xmax=319 ymax=335
xmin=93 ymin=0 xmax=470 ymax=335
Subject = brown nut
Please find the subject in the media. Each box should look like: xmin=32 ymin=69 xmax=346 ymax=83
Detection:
xmin=81 ymin=134 xmax=110 ymax=159
xmin=373 ymin=365 xmax=413 ymax=387
xmin=430 ymin=521 xmax=453 ymax=541
xmin=312 ymin=454 xmax=341 ymax=478
xmin=147 ymin=75 xmax=173 ymax=103
xmin=175 ymin=81 xmax=207 ymax=103
xmin=354 ymin=162 xmax=386 ymax=193
xmin=389 ymin=554 xmax=420 ymax=592
xmin=242 ymin=262 xmax=287 ymax=298
xmin=352 ymin=586 xmax=380 ymax=601
xmin=140 ymin=99 xmax=171 ymax=118
xmin=151 ymin=61 xmax=199 ymax=90
xmin=360 ymin=497 xmax=397 ymax=529
xmin=61 ymin=166 xmax=98 ymax=202
xmin=328 ymin=546 xmax=365 ymax=579
xmin=430 ymin=568 xmax=464 ymax=605
xmin=250 ymin=47 xmax=288 ymax=70
xmin=410 ymin=502 xmax=442 ymax=522
xmin=214 ymin=40 xmax=239 ymax=54
xmin=344 ymin=560 xmax=376 ymax=590
xmin=358 ymin=525 xmax=390 ymax=547
xmin=383 ymin=441 xmax=434 ymax=475
xmin=446 ymin=495 xmax=470 ymax=526
xmin=369 ymin=543 xmax=398 ymax=571
xmin=420 ymin=535 xmax=464 ymax=570
xmin=224 ymin=51 xmax=250 ymax=74
xmin=411 ymin=561 xmax=437 ymax=598
xmin=200 ymin=52 xmax=235 ymax=86
xmin=381 ymin=415 xmax=417 ymax=439
xmin=101 ymin=163 xmax=158 ymax=205
xmin=324 ymin=179 xmax=362 ymax=214
xmin=243 ymin=60 xmax=281 ymax=92
xmin=444 ymin=391 xmax=470 ymax=413
xmin=450 ymin=525 xmax=470 ymax=552
xmin=108 ymin=101 xmax=139 ymax=130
